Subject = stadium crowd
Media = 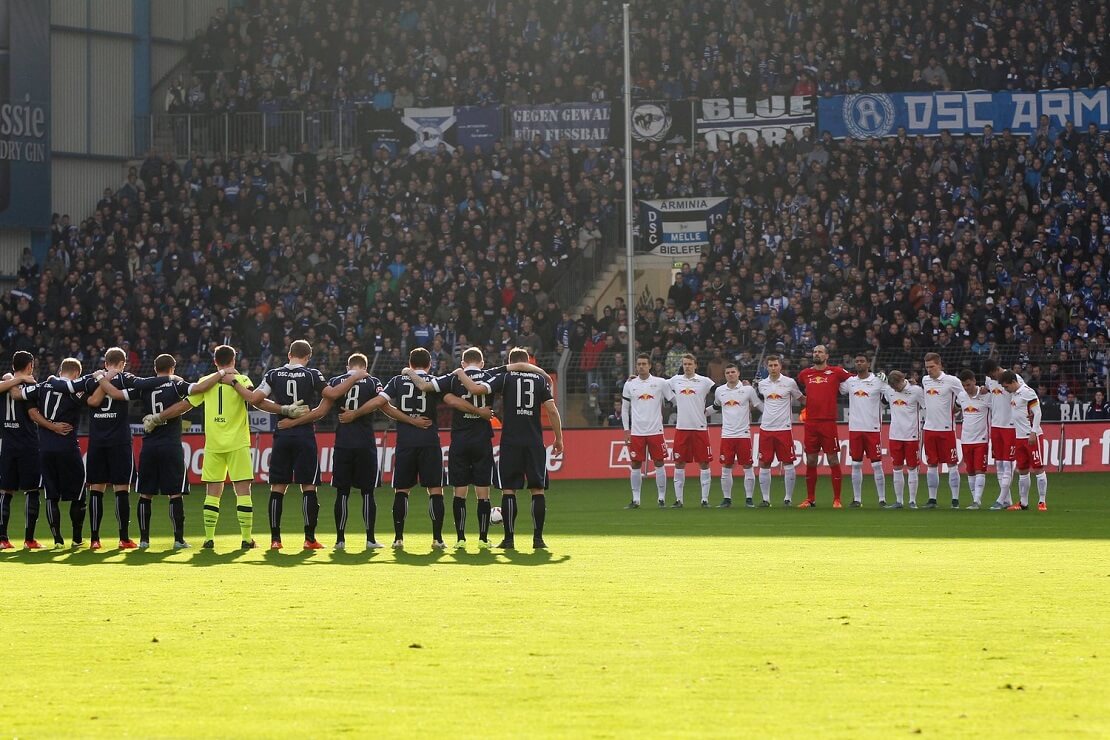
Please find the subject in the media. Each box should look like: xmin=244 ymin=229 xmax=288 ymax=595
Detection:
xmin=2 ymin=0 xmax=1109 ymax=428
xmin=168 ymin=0 xmax=1108 ymax=113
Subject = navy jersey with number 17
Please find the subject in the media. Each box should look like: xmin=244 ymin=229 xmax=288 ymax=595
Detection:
xmin=483 ymin=371 xmax=551 ymax=447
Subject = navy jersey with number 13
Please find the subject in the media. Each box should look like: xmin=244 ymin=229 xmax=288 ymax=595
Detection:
xmin=485 ymin=371 xmax=552 ymax=447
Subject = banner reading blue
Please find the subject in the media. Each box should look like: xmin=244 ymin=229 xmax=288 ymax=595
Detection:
xmin=0 ymin=0 xmax=50 ymax=229
xmin=819 ymin=88 xmax=1110 ymax=140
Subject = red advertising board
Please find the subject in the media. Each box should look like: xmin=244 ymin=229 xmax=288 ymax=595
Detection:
xmin=83 ymin=422 xmax=1110 ymax=484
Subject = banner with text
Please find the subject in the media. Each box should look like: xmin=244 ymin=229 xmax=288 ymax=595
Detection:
xmin=456 ymin=105 xmax=503 ymax=152
xmin=640 ymin=197 xmax=729 ymax=260
xmin=696 ymin=95 xmax=815 ymax=150
xmin=819 ymin=88 xmax=1110 ymax=139
xmin=0 ymin=0 xmax=50 ymax=228
xmin=610 ymin=100 xmax=694 ymax=147
xmin=94 ymin=422 xmax=1110 ymax=485
xmin=510 ymin=103 xmax=611 ymax=146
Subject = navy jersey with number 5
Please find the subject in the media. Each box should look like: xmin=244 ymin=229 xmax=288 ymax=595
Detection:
xmin=483 ymin=371 xmax=552 ymax=447
xmin=80 ymin=372 xmax=138 ymax=447
xmin=132 ymin=376 xmax=193 ymax=448
xmin=330 ymin=372 xmax=384 ymax=450
xmin=381 ymin=372 xmax=440 ymax=447
xmin=259 ymin=363 xmax=327 ymax=438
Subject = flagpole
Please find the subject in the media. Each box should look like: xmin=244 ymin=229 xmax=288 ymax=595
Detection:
xmin=623 ymin=2 xmax=635 ymax=379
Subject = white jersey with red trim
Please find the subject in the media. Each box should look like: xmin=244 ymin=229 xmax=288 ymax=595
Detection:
xmin=1010 ymin=385 xmax=1043 ymax=437
xmin=956 ymin=390 xmax=990 ymax=444
xmin=756 ymin=374 xmax=801 ymax=432
xmin=841 ymin=374 xmax=885 ymax=432
xmin=985 ymin=376 xmax=1017 ymax=428
xmin=713 ymin=383 xmax=762 ymax=438
xmin=882 ymin=384 xmax=925 ymax=441
xmin=667 ymin=373 xmax=716 ymax=431
xmin=621 ymin=375 xmax=673 ymax=437
xmin=921 ymin=372 xmax=963 ymax=432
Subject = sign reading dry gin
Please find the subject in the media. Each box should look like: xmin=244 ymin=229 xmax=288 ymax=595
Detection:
xmin=696 ymin=95 xmax=814 ymax=150
xmin=510 ymin=103 xmax=611 ymax=146
xmin=640 ymin=197 xmax=729 ymax=259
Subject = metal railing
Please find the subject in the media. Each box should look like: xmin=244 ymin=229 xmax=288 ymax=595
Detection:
xmin=136 ymin=108 xmax=360 ymax=158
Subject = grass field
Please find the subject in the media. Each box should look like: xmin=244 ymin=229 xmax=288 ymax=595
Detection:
xmin=2 ymin=474 xmax=1109 ymax=738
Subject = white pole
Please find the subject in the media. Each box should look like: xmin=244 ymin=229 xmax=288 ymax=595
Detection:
xmin=622 ymin=3 xmax=635 ymax=378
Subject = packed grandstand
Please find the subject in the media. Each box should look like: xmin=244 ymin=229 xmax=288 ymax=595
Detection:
xmin=6 ymin=0 xmax=1109 ymax=428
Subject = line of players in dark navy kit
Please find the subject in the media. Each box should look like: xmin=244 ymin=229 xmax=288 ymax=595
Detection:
xmin=0 ymin=342 xmax=564 ymax=553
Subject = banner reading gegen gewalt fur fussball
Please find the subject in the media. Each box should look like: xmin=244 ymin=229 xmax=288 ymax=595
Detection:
xmin=83 ymin=423 xmax=1110 ymax=485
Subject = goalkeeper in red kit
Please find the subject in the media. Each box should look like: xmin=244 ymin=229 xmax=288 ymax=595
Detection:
xmin=796 ymin=345 xmax=852 ymax=508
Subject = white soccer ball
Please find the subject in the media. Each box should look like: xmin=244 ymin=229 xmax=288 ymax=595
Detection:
xmin=490 ymin=506 xmax=503 ymax=523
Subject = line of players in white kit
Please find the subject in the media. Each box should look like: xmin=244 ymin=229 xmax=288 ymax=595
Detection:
xmin=620 ymin=349 xmax=1048 ymax=511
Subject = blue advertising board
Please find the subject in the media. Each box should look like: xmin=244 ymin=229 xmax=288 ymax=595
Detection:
xmin=0 ymin=0 xmax=50 ymax=229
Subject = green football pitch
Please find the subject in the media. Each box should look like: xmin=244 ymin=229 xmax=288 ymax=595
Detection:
xmin=2 ymin=474 xmax=1108 ymax=737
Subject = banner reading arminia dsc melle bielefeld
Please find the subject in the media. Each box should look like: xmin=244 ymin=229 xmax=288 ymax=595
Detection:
xmin=819 ymin=88 xmax=1110 ymax=139
xmin=640 ymin=197 xmax=729 ymax=259
xmin=696 ymin=96 xmax=815 ymax=150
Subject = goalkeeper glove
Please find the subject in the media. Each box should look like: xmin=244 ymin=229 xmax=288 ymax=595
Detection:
xmin=876 ymin=371 xmax=887 ymax=384
xmin=142 ymin=413 xmax=166 ymax=433
xmin=281 ymin=399 xmax=309 ymax=418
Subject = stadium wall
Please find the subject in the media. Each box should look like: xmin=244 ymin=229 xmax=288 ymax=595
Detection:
xmin=77 ymin=423 xmax=1110 ymax=485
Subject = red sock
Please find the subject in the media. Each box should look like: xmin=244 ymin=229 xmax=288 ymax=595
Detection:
xmin=806 ymin=466 xmax=817 ymax=501
xmin=830 ymin=464 xmax=843 ymax=501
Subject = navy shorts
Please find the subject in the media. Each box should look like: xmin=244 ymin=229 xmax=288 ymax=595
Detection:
xmin=269 ymin=436 xmax=321 ymax=486
xmin=86 ymin=443 xmax=134 ymax=486
xmin=332 ymin=447 xmax=380 ymax=492
xmin=40 ymin=448 xmax=86 ymax=501
xmin=498 ymin=444 xmax=548 ymax=491
xmin=393 ymin=445 xmax=443 ymax=490
xmin=446 ymin=437 xmax=494 ymax=488
xmin=0 ymin=447 xmax=42 ymax=491
xmin=137 ymin=444 xmax=189 ymax=496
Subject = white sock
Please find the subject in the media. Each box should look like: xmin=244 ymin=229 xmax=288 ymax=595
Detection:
xmin=948 ymin=467 xmax=961 ymax=502
xmin=892 ymin=469 xmax=904 ymax=504
xmin=759 ymin=468 xmax=771 ymax=501
xmin=630 ymin=468 xmax=642 ymax=504
xmin=721 ymin=469 xmax=734 ymax=501
xmin=783 ymin=464 xmax=796 ymax=502
xmin=997 ymin=460 xmax=1012 ymax=505
xmin=1018 ymin=473 xmax=1031 ymax=507
xmin=908 ymin=469 xmax=919 ymax=504
xmin=700 ymin=468 xmax=711 ymax=503
xmin=873 ymin=467 xmax=886 ymax=503
xmin=673 ymin=469 xmax=685 ymax=504
xmin=744 ymin=468 xmax=757 ymax=501
xmin=926 ymin=467 xmax=939 ymax=500
xmin=851 ymin=462 xmax=863 ymax=503
xmin=655 ymin=466 xmax=667 ymax=501
xmin=973 ymin=473 xmax=986 ymax=504
xmin=1035 ymin=472 xmax=1048 ymax=503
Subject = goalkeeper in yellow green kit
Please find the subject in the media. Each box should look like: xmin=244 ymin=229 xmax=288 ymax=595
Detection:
xmin=145 ymin=345 xmax=308 ymax=549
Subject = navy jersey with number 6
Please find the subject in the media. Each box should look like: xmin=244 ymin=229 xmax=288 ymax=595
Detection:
xmin=330 ymin=372 xmax=384 ymax=450
xmin=483 ymin=371 xmax=552 ymax=447
xmin=381 ymin=372 xmax=440 ymax=447
xmin=80 ymin=372 xmax=138 ymax=447
xmin=431 ymin=367 xmax=498 ymax=442
xmin=259 ymin=363 xmax=327 ymax=438
xmin=132 ymin=376 xmax=193 ymax=448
